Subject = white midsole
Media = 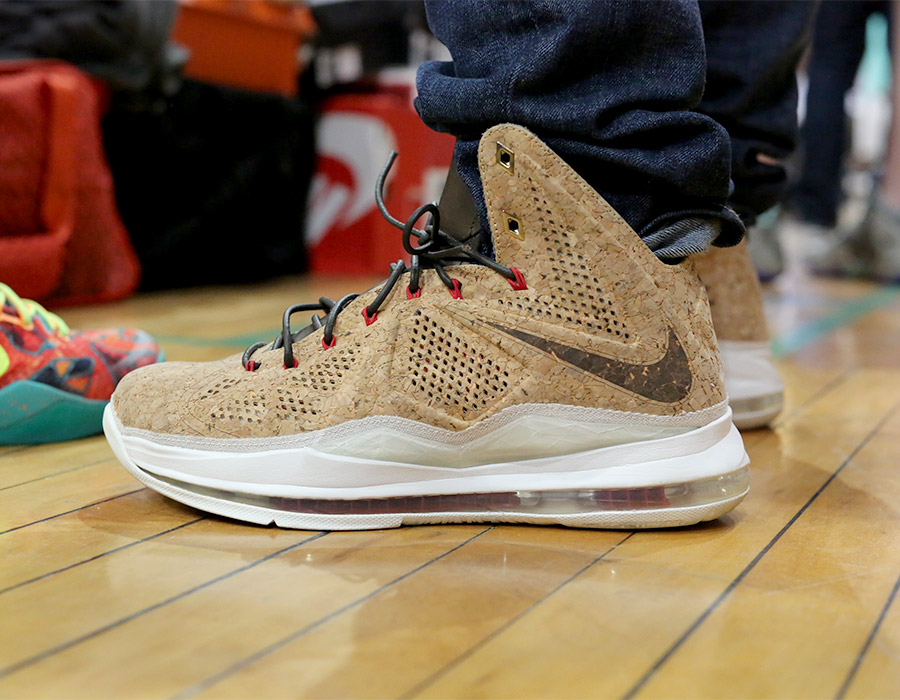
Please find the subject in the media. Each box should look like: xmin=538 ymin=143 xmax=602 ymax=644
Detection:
xmin=105 ymin=405 xmax=749 ymax=500
xmin=115 ymin=400 xmax=727 ymax=469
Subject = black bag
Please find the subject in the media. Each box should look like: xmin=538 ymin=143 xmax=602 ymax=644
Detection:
xmin=102 ymin=79 xmax=314 ymax=290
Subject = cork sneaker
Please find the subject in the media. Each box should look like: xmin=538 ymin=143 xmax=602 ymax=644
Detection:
xmin=103 ymin=124 xmax=749 ymax=530
xmin=694 ymin=240 xmax=784 ymax=429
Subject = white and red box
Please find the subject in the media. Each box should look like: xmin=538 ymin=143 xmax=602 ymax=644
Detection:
xmin=306 ymin=83 xmax=455 ymax=275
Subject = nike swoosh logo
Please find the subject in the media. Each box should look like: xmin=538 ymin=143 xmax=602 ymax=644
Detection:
xmin=486 ymin=323 xmax=693 ymax=403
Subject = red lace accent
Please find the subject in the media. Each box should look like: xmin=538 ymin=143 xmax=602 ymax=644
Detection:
xmin=507 ymin=267 xmax=527 ymax=290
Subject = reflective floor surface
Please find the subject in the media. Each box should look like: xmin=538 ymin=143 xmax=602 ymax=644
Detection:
xmin=1 ymin=270 xmax=899 ymax=699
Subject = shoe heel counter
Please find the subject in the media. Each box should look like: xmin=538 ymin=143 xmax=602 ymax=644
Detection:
xmin=477 ymin=123 xmax=728 ymax=415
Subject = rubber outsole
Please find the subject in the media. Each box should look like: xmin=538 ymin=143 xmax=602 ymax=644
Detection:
xmin=0 ymin=351 xmax=165 ymax=445
xmin=0 ymin=380 xmax=109 ymax=445
xmin=104 ymin=405 xmax=750 ymax=530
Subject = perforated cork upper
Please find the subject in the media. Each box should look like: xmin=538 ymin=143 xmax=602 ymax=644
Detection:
xmin=113 ymin=124 xmax=726 ymax=439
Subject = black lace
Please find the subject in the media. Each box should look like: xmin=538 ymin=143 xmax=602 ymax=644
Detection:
xmin=242 ymin=153 xmax=528 ymax=371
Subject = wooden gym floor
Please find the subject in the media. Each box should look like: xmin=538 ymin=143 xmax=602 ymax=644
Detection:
xmin=2 ymin=270 xmax=900 ymax=699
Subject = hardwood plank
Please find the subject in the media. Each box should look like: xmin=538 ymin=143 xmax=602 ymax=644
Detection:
xmin=193 ymin=528 xmax=630 ymax=699
xmin=770 ymin=364 xmax=847 ymax=429
xmin=413 ymin=370 xmax=900 ymax=699
xmin=781 ymin=294 xmax=900 ymax=372
xmin=0 ymin=446 xmax=28 ymax=458
xmin=842 ymin=573 xmax=900 ymax=699
xmin=635 ymin=423 xmax=900 ymax=698
xmin=0 ymin=526 xmax=485 ymax=699
xmin=0 ymin=436 xmax=110 ymax=490
xmin=422 ymin=554 xmax=731 ymax=700
xmin=0 ymin=520 xmax=317 ymax=675
xmin=0 ymin=459 xmax=141 ymax=533
xmin=0 ymin=489 xmax=199 ymax=593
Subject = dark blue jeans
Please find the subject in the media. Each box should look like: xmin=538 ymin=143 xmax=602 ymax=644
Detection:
xmin=416 ymin=0 xmax=816 ymax=259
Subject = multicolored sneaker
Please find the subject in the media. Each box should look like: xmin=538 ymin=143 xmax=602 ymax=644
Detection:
xmin=104 ymin=124 xmax=748 ymax=531
xmin=694 ymin=241 xmax=784 ymax=430
xmin=0 ymin=283 xmax=163 ymax=444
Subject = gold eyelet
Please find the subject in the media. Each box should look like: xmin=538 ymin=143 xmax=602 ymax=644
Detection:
xmin=496 ymin=143 xmax=514 ymax=173
xmin=502 ymin=212 xmax=524 ymax=241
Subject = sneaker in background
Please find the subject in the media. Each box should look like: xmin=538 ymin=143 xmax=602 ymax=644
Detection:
xmin=695 ymin=241 xmax=785 ymax=430
xmin=805 ymin=216 xmax=876 ymax=279
xmin=746 ymin=207 xmax=785 ymax=282
xmin=806 ymin=196 xmax=900 ymax=281
xmin=865 ymin=197 xmax=900 ymax=281
xmin=0 ymin=283 xmax=163 ymax=444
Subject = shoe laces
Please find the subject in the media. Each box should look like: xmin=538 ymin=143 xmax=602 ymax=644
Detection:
xmin=0 ymin=283 xmax=70 ymax=338
xmin=242 ymin=153 xmax=528 ymax=371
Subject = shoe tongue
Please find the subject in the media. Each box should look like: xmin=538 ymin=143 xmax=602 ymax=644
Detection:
xmin=437 ymin=155 xmax=484 ymax=250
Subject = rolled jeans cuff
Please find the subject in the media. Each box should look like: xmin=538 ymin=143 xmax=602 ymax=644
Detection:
xmin=639 ymin=208 xmax=746 ymax=263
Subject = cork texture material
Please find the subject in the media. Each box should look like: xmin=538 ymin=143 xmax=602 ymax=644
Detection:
xmin=694 ymin=239 xmax=769 ymax=343
xmin=113 ymin=124 xmax=726 ymax=439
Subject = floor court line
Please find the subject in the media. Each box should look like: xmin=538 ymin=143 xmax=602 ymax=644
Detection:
xmin=154 ymin=329 xmax=281 ymax=349
xmin=771 ymin=285 xmax=900 ymax=358
xmin=175 ymin=527 xmax=495 ymax=700
xmin=769 ymin=367 xmax=853 ymax=431
xmin=835 ymin=567 xmax=900 ymax=699
xmin=0 ymin=531 xmax=329 ymax=679
xmin=0 ymin=457 xmax=112 ymax=493
xmin=0 ymin=518 xmax=205 ymax=597
xmin=621 ymin=399 xmax=900 ymax=699
xmin=0 ymin=446 xmax=29 ymax=458
xmin=0 ymin=488 xmax=144 ymax=536
xmin=403 ymin=531 xmax=635 ymax=699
